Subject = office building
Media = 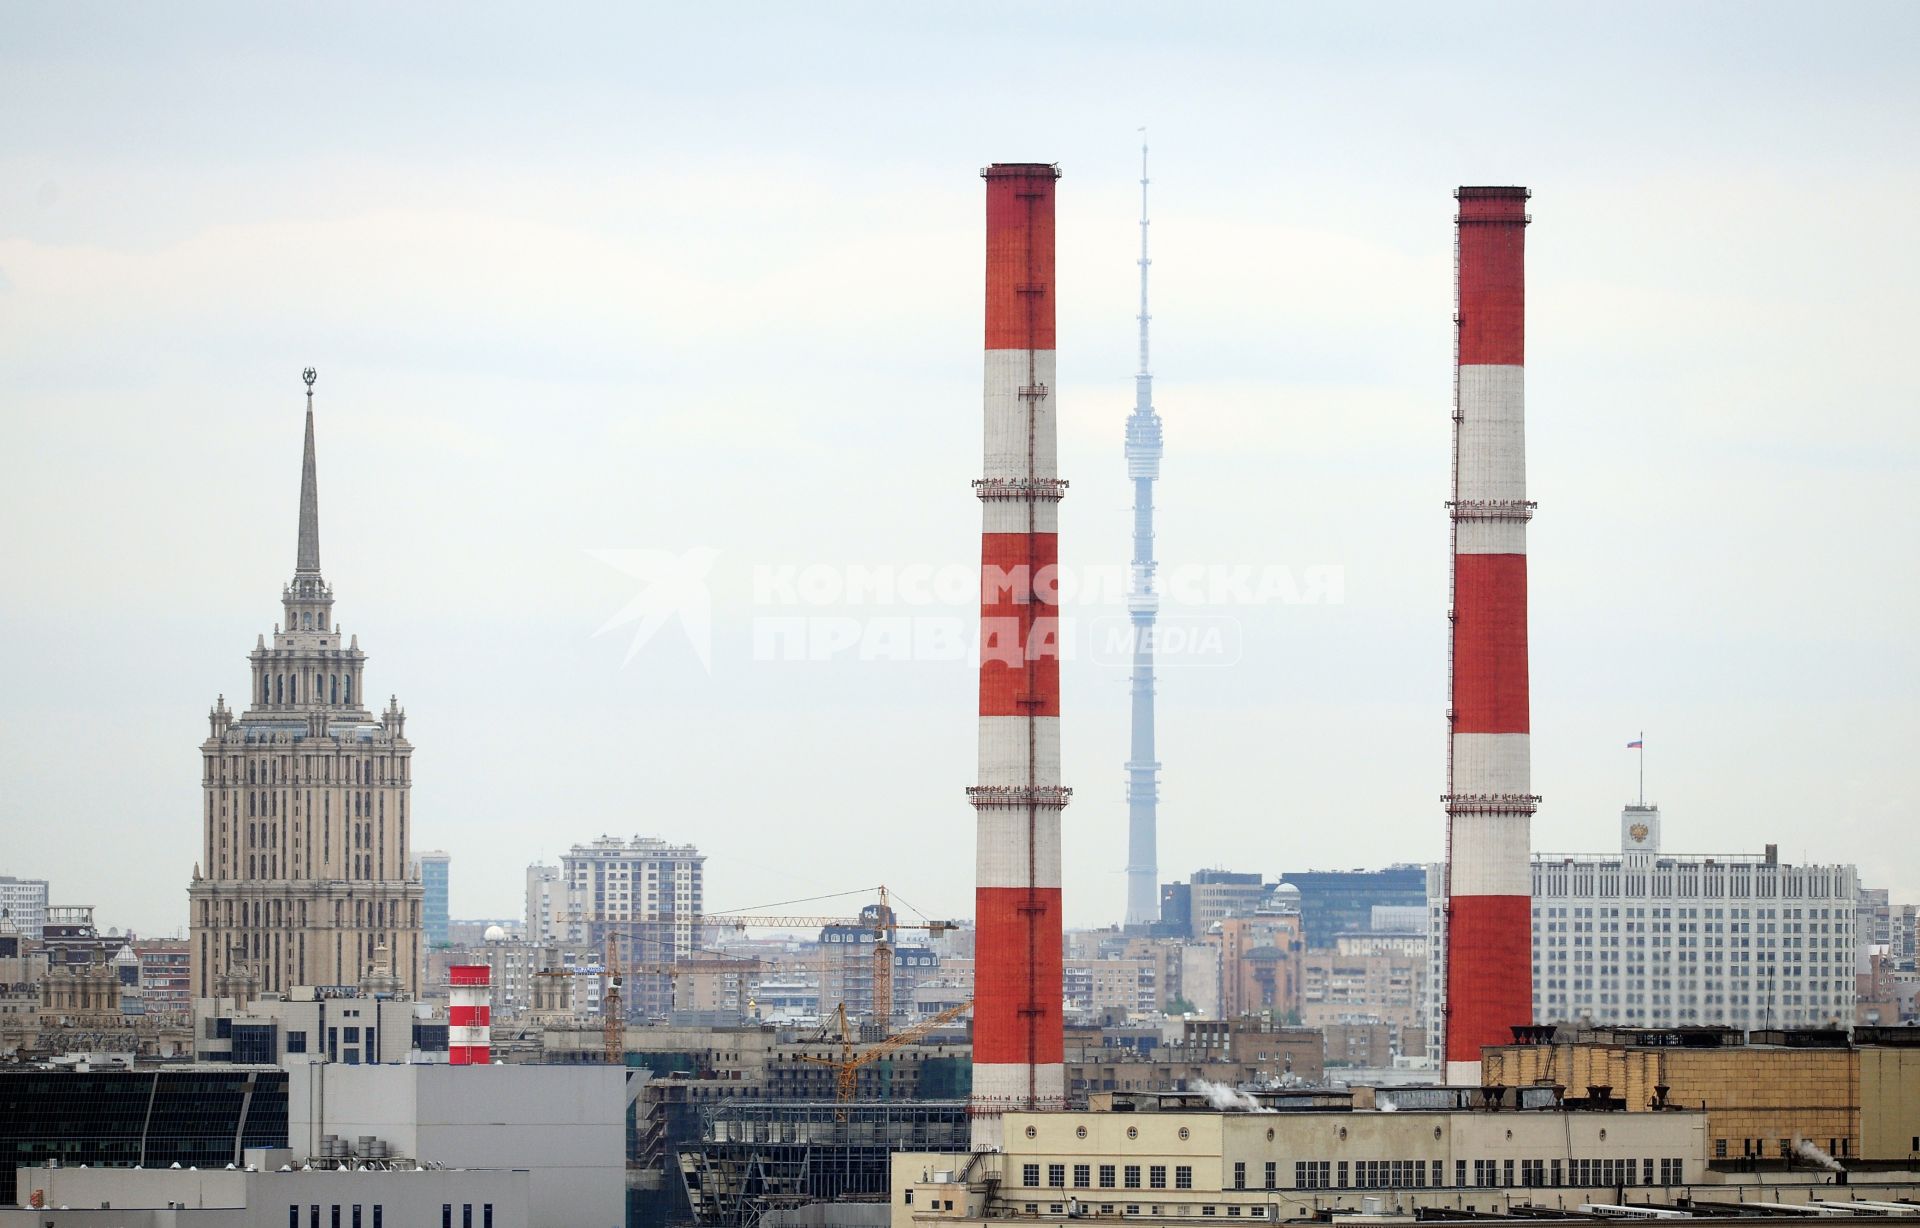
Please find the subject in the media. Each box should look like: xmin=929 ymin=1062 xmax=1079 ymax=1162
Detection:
xmin=0 ymin=1066 xmax=291 ymax=1207
xmin=418 ymin=850 xmax=451 ymax=948
xmin=0 ymin=875 xmax=49 ymax=939
xmin=1427 ymin=806 xmax=1859 ymax=1040
xmin=1276 ymin=866 xmax=1429 ymax=949
xmin=1156 ymin=871 xmax=1269 ymax=941
xmin=1531 ymin=805 xmax=1857 ymax=1030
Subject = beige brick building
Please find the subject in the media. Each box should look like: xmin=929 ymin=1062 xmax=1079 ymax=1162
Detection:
xmin=1483 ymin=1026 xmax=1920 ymax=1165
xmin=188 ymin=376 xmax=422 ymax=1000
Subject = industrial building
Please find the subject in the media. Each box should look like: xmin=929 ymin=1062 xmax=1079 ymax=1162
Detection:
xmin=890 ymin=1091 xmax=1717 ymax=1227
xmin=0 ymin=1056 xmax=622 ymax=1226
xmin=1482 ymin=1024 xmax=1920 ymax=1168
xmin=191 ymin=986 xmax=432 ymax=1064
xmin=679 ymin=1102 xmax=969 ymax=1227
xmin=3 ymin=1162 xmax=529 ymax=1228
xmin=188 ymin=371 xmax=425 ymax=1001
xmin=285 ymin=1062 xmax=627 ymax=1228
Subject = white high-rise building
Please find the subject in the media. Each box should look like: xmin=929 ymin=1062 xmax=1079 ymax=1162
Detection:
xmin=0 ymin=876 xmax=50 ymax=939
xmin=1427 ymin=805 xmax=1859 ymax=1049
xmin=525 ymin=863 xmax=564 ymax=945
xmin=1533 ymin=805 xmax=1856 ymax=1030
xmin=558 ymin=836 xmax=705 ymax=1018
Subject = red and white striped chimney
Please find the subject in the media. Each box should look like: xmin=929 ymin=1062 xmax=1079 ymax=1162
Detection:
xmin=1444 ymin=185 xmax=1536 ymax=1083
xmin=969 ymin=162 xmax=1067 ymax=1148
xmin=448 ymin=964 xmax=492 ymax=1065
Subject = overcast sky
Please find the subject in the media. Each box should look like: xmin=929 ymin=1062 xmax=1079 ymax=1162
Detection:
xmin=3 ymin=3 xmax=1916 ymax=938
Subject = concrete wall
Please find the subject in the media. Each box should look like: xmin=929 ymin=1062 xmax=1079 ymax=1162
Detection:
xmin=1484 ymin=1042 xmax=1859 ymax=1160
xmin=1860 ymin=1046 xmax=1920 ymax=1161
xmin=287 ymin=1064 xmax=623 ymax=1228
xmin=5 ymin=1166 xmax=526 ymax=1228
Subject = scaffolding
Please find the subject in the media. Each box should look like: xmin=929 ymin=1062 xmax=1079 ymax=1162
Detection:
xmin=677 ymin=1100 xmax=968 ymax=1228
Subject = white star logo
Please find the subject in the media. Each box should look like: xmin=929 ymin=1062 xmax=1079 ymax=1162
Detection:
xmin=589 ymin=547 xmax=720 ymax=671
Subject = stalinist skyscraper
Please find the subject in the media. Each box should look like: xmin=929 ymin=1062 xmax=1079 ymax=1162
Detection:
xmin=189 ymin=370 xmax=423 ymax=1000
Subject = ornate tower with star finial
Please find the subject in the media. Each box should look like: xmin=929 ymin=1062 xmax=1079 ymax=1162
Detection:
xmin=188 ymin=370 xmax=424 ymax=1000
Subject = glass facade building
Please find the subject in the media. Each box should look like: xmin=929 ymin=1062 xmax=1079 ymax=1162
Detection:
xmin=0 ymin=1068 xmax=289 ymax=1204
xmin=419 ymin=851 xmax=451 ymax=949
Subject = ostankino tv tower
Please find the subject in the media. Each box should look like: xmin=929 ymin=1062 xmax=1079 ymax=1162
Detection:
xmin=1124 ymin=141 xmax=1164 ymax=927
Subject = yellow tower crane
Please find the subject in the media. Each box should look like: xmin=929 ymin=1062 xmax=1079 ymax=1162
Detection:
xmin=796 ymin=998 xmax=974 ymax=1113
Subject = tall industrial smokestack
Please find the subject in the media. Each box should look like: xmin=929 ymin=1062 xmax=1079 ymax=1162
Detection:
xmin=1124 ymin=141 xmax=1164 ymax=929
xmin=448 ymin=963 xmax=492 ymax=1065
xmin=1444 ymin=185 xmax=1536 ymax=1084
xmin=969 ymin=162 xmax=1068 ymax=1148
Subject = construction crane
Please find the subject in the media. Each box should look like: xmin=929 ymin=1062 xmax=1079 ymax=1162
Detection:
xmin=556 ymin=886 xmax=952 ymax=1052
xmin=535 ymin=935 xmax=761 ymax=1064
xmin=795 ymin=998 xmax=973 ymax=1113
xmin=698 ymin=886 xmax=957 ymax=1036
xmin=526 ymin=924 xmax=629 ymax=1059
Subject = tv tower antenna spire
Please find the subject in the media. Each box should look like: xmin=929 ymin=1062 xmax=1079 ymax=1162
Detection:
xmin=1123 ymin=135 xmax=1164 ymax=927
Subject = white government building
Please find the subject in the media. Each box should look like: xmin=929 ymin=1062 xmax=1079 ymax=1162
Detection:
xmin=1428 ymin=804 xmax=1858 ymax=1045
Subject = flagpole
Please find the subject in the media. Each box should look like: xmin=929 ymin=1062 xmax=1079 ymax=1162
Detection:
xmin=1638 ymin=730 xmax=1645 ymax=807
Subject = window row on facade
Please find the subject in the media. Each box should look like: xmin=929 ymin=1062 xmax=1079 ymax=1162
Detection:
xmin=1012 ymin=1157 xmax=1690 ymax=1193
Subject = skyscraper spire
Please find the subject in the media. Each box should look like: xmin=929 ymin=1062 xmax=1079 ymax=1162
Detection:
xmin=1124 ymin=139 xmax=1164 ymax=928
xmin=296 ymin=367 xmax=321 ymax=576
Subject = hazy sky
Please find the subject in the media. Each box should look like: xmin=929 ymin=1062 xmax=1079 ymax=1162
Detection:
xmin=3 ymin=3 xmax=1917 ymax=938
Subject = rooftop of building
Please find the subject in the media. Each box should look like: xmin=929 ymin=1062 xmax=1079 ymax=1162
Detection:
xmin=567 ymin=835 xmax=705 ymax=856
xmin=1494 ymin=1024 xmax=1920 ymax=1049
xmin=1073 ymin=1085 xmax=1702 ymax=1115
xmin=1533 ymin=851 xmax=1852 ymax=868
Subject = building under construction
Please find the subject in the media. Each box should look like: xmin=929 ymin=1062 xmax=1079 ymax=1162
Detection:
xmin=677 ymin=1101 xmax=968 ymax=1227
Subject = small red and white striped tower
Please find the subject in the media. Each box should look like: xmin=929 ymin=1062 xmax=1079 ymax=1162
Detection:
xmin=1444 ymin=185 xmax=1536 ymax=1084
xmin=448 ymin=964 xmax=492 ymax=1066
xmin=968 ymin=162 xmax=1068 ymax=1149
